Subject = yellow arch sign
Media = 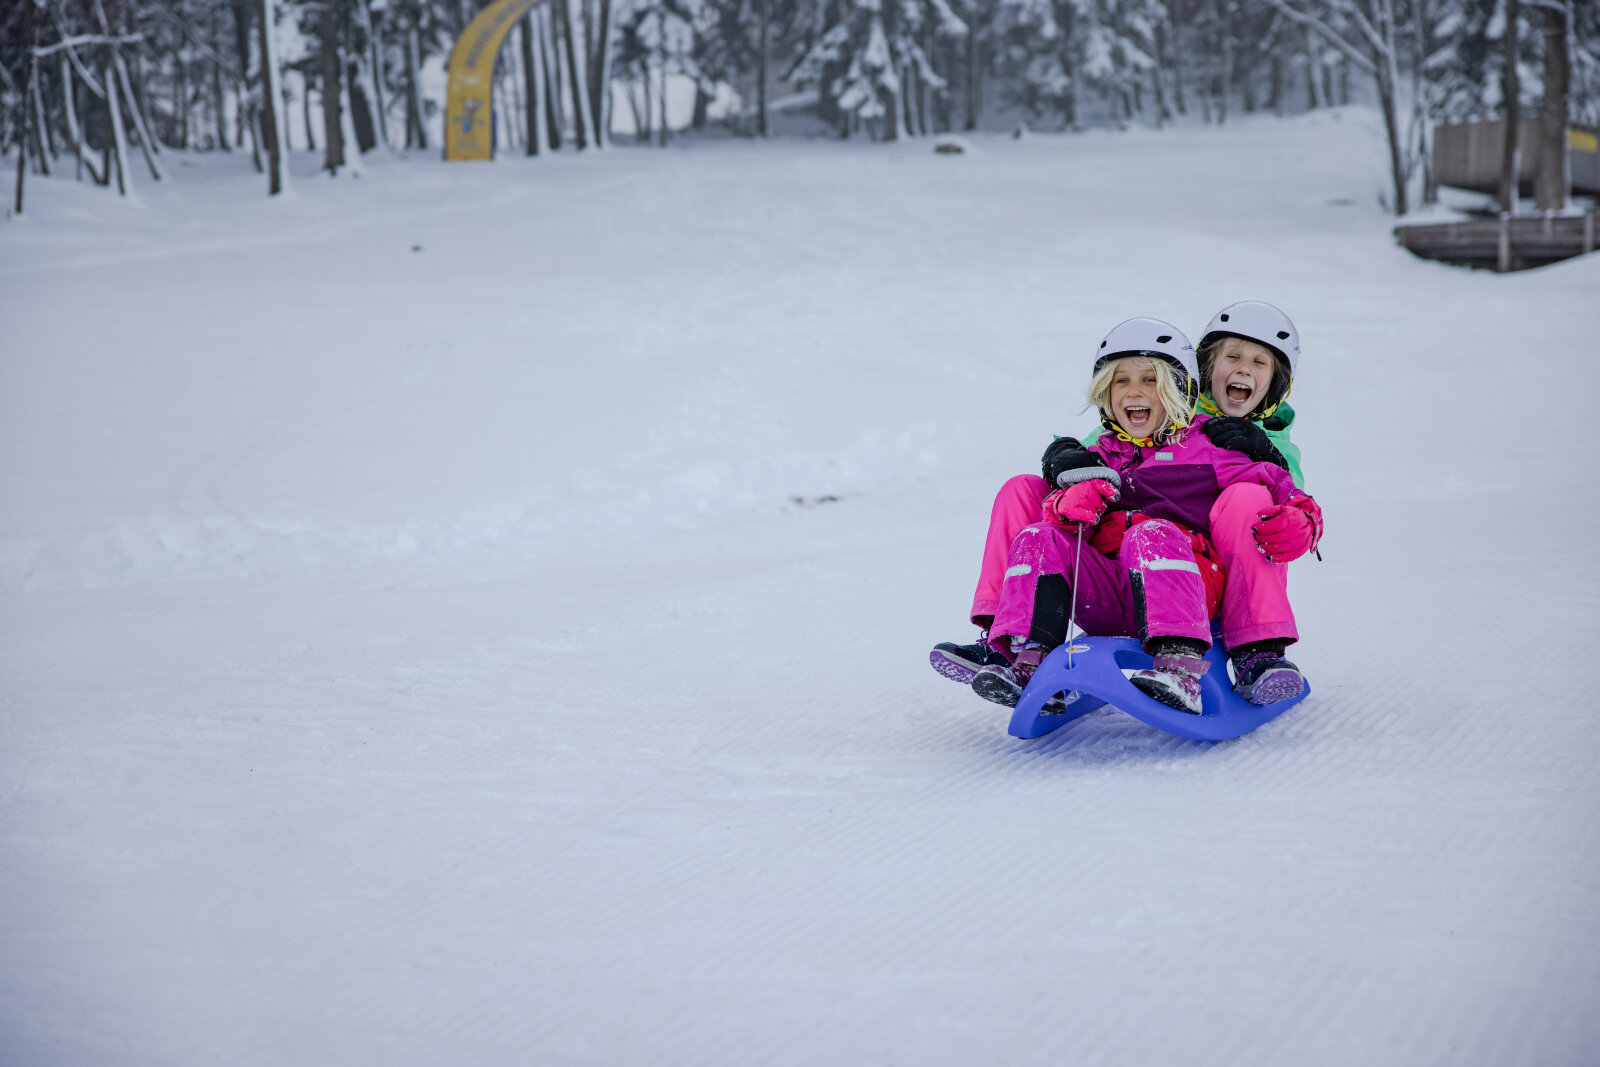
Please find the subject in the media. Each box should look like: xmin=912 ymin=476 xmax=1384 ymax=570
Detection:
xmin=444 ymin=0 xmax=549 ymax=161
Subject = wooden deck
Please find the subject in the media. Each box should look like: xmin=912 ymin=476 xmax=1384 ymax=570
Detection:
xmin=1394 ymin=212 xmax=1599 ymax=271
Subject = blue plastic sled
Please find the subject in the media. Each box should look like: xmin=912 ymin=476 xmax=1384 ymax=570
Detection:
xmin=1007 ymin=633 xmax=1310 ymax=742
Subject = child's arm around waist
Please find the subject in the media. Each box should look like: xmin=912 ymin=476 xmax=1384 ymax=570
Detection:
xmin=1194 ymin=418 xmax=1303 ymax=507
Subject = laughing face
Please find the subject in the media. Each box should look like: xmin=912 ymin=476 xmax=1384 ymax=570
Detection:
xmin=1107 ymin=357 xmax=1168 ymax=439
xmin=1207 ymin=337 xmax=1278 ymax=417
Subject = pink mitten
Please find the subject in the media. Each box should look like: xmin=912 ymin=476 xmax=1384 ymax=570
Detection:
xmin=1043 ymin=479 xmax=1119 ymax=527
xmin=1253 ymin=495 xmax=1322 ymax=563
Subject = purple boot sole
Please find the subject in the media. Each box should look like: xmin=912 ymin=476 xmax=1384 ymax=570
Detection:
xmin=1236 ymin=662 xmax=1305 ymax=705
xmin=929 ymin=649 xmax=981 ymax=685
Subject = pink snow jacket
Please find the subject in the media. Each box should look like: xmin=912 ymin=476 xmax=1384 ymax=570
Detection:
xmin=1086 ymin=413 xmax=1304 ymax=537
xmin=1082 ymin=414 xmax=1313 ymax=617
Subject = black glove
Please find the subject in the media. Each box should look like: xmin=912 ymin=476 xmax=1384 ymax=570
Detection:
xmin=1041 ymin=437 xmax=1111 ymax=487
xmin=1201 ymin=416 xmax=1288 ymax=469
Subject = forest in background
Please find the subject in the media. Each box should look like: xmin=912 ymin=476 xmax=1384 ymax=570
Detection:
xmin=3 ymin=0 xmax=1598 ymax=216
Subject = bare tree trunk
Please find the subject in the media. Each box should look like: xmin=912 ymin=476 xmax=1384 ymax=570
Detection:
xmin=127 ymin=47 xmax=164 ymax=155
xmin=337 ymin=60 xmax=365 ymax=170
xmin=538 ymin=7 xmax=563 ymax=149
xmin=212 ymin=60 xmax=229 ymax=150
xmin=589 ymin=0 xmax=613 ymax=146
xmin=1499 ymin=0 xmax=1520 ymax=214
xmin=348 ymin=74 xmax=376 ymax=152
xmin=104 ymin=51 xmax=132 ymax=195
xmin=1375 ymin=0 xmax=1407 ymax=214
xmin=1409 ymin=1 xmax=1434 ymax=205
xmin=1377 ymin=63 xmax=1407 ymax=213
xmin=1214 ymin=0 xmax=1232 ymax=124
xmin=1535 ymin=2 xmax=1569 ymax=212
xmin=964 ymin=16 xmax=981 ymax=129
xmin=356 ymin=0 xmax=388 ymax=149
xmin=913 ymin=62 xmax=927 ymax=135
xmin=692 ymin=83 xmax=710 ymax=130
xmin=1305 ymin=25 xmax=1324 ymax=109
xmin=41 ymin=60 xmax=62 ymax=161
xmin=895 ymin=51 xmax=914 ymax=138
xmin=115 ymin=52 xmax=164 ymax=179
xmin=14 ymin=108 xmax=27 ymax=211
xmin=229 ymin=0 xmax=253 ymax=149
xmin=258 ymin=0 xmax=289 ymax=194
xmin=1150 ymin=18 xmax=1171 ymax=126
xmin=248 ymin=101 xmax=263 ymax=171
xmin=29 ymin=61 xmax=53 ymax=175
xmin=531 ymin=16 xmax=553 ymax=152
xmin=322 ymin=0 xmax=346 ymax=171
xmin=520 ymin=19 xmax=540 ymax=154
xmin=639 ymin=64 xmax=653 ymax=143
xmin=176 ymin=33 xmax=191 ymax=149
xmin=558 ymin=0 xmax=591 ymax=149
xmin=304 ymin=69 xmax=319 ymax=150
xmin=904 ymin=59 xmax=919 ymax=137
xmin=624 ymin=77 xmax=643 ymax=138
xmin=15 ymin=0 xmax=38 ymax=212
xmin=94 ymin=0 xmax=163 ymax=178
xmin=342 ymin=6 xmax=378 ymax=153
xmin=881 ymin=74 xmax=900 ymax=141
xmin=758 ymin=0 xmax=771 ymax=136
xmin=404 ymin=25 xmax=423 ymax=148
xmin=919 ymin=25 xmax=934 ymax=134
xmin=1060 ymin=5 xmax=1080 ymax=129
xmin=1170 ymin=0 xmax=1187 ymax=115
xmin=656 ymin=43 xmax=668 ymax=146
xmin=60 ymin=55 xmax=97 ymax=181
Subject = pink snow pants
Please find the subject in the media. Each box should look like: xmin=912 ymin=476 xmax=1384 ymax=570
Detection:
xmin=970 ymin=475 xmax=1297 ymax=650
xmin=988 ymin=513 xmax=1212 ymax=656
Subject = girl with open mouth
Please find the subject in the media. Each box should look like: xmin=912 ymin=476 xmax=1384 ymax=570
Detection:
xmin=931 ymin=311 xmax=1322 ymax=715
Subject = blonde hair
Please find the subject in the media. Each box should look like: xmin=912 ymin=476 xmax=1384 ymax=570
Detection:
xmin=1085 ymin=356 xmax=1194 ymax=442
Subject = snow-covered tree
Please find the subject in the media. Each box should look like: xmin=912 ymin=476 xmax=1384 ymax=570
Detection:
xmin=791 ymin=0 xmax=967 ymax=139
xmin=989 ymin=0 xmax=1172 ymax=127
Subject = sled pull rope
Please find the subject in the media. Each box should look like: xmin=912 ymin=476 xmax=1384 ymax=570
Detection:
xmin=1066 ymin=523 xmax=1084 ymax=667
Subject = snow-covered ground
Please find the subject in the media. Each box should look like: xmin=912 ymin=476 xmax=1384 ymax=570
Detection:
xmin=3 ymin=110 xmax=1597 ymax=1066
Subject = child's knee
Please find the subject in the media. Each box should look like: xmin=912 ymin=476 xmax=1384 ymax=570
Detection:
xmin=996 ymin=473 xmax=1049 ymax=509
xmin=1006 ymin=520 xmax=1073 ymax=576
xmin=1209 ymin=482 xmax=1274 ymax=529
xmin=1123 ymin=518 xmax=1192 ymax=559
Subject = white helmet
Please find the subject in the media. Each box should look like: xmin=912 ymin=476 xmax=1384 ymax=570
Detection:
xmin=1200 ymin=301 xmax=1300 ymax=374
xmin=1198 ymin=301 xmax=1300 ymax=416
xmin=1094 ymin=318 xmax=1199 ymax=400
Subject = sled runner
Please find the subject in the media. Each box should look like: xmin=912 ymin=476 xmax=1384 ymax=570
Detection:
xmin=1007 ymin=632 xmax=1310 ymax=742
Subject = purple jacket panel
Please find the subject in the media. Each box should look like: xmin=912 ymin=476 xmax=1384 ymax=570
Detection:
xmin=1087 ymin=414 xmax=1299 ymax=538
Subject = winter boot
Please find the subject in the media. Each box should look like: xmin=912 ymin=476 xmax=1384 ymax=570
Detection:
xmin=971 ymin=646 xmax=1067 ymax=712
xmin=929 ymin=636 xmax=1008 ymax=685
xmin=1230 ymin=642 xmax=1304 ymax=705
xmin=1129 ymin=641 xmax=1212 ymax=715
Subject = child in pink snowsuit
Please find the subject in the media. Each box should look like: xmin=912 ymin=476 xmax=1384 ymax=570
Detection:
xmin=945 ymin=318 xmax=1322 ymax=715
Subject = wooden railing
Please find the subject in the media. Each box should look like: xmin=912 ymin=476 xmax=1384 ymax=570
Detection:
xmin=1395 ymin=211 xmax=1599 ymax=272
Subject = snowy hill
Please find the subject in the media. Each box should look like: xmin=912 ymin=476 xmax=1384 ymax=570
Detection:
xmin=3 ymin=109 xmax=1598 ymax=1066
